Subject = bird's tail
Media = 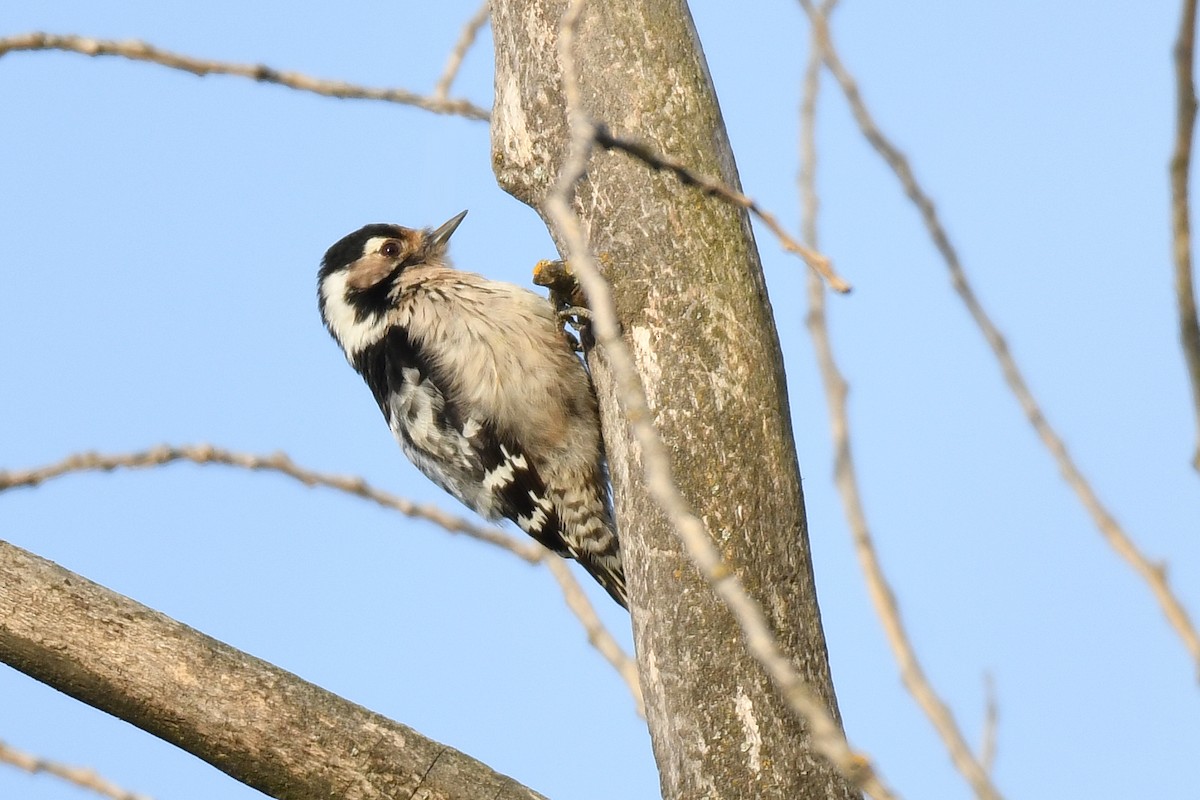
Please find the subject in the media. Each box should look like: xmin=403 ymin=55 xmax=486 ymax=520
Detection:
xmin=574 ymin=545 xmax=628 ymax=609
xmin=558 ymin=493 xmax=627 ymax=608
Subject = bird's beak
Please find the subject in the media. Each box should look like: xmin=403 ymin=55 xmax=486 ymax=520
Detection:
xmin=430 ymin=210 xmax=468 ymax=247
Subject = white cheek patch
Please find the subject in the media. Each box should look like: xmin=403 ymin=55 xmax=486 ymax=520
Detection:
xmin=319 ymin=269 xmax=390 ymax=355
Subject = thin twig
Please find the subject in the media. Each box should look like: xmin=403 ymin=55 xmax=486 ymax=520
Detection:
xmin=0 ymin=32 xmax=490 ymax=120
xmin=544 ymin=1 xmax=895 ymax=797
xmin=0 ymin=444 xmax=647 ymax=705
xmin=0 ymin=740 xmax=153 ymax=800
xmin=799 ymin=7 xmax=1002 ymax=800
xmin=1171 ymin=0 xmax=1200 ymax=473
xmin=543 ymin=557 xmax=645 ymax=718
xmin=979 ymin=674 xmax=998 ymax=775
xmin=433 ymin=2 xmax=491 ymax=100
xmin=801 ymin=0 xmax=1200 ymax=682
xmin=0 ymin=446 xmax=646 ymax=701
xmin=0 ymin=444 xmax=539 ymax=560
xmin=592 ymin=125 xmax=849 ymax=293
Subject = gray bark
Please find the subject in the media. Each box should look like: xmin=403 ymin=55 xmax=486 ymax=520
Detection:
xmin=0 ymin=540 xmax=546 ymax=800
xmin=490 ymin=2 xmax=859 ymax=799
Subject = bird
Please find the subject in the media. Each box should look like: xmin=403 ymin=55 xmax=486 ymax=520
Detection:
xmin=316 ymin=211 xmax=627 ymax=607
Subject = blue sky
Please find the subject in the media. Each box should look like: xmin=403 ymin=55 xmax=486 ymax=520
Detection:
xmin=2 ymin=2 xmax=1197 ymax=799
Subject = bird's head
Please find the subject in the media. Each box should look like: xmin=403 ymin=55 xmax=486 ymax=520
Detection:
xmin=317 ymin=210 xmax=467 ymax=353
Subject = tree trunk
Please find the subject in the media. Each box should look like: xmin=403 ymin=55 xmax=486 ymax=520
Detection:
xmin=490 ymin=2 xmax=859 ymax=798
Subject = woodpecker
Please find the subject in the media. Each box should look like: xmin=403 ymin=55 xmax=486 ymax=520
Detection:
xmin=317 ymin=211 xmax=627 ymax=607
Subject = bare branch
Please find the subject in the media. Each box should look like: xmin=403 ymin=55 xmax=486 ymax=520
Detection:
xmin=0 ymin=740 xmax=153 ymax=800
xmin=541 ymin=1 xmax=893 ymax=797
xmin=591 ymin=126 xmax=849 ymax=292
xmin=979 ymin=674 xmax=999 ymax=775
xmin=0 ymin=541 xmax=546 ymax=800
xmin=0 ymin=32 xmax=490 ymax=120
xmin=1171 ymin=0 xmax=1200 ymax=473
xmin=799 ymin=6 xmax=1003 ymax=799
xmin=801 ymin=0 xmax=1200 ymax=681
xmin=543 ymin=557 xmax=644 ymax=717
xmin=0 ymin=445 xmax=644 ymax=709
xmin=433 ymin=2 xmax=491 ymax=100
xmin=0 ymin=444 xmax=540 ymax=561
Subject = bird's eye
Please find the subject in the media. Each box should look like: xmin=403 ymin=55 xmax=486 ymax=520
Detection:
xmin=381 ymin=241 xmax=402 ymax=258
